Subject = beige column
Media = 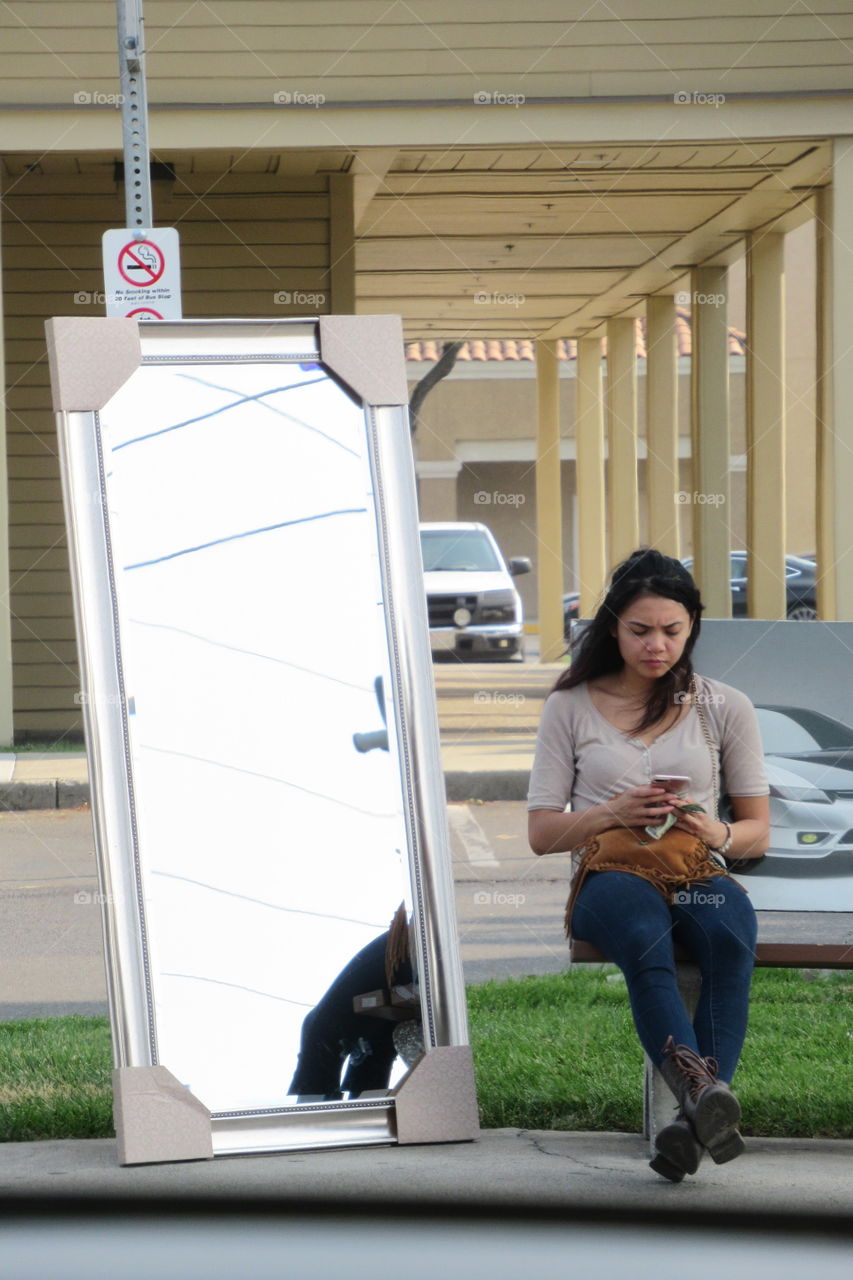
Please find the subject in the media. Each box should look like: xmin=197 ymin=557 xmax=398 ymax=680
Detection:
xmin=746 ymin=231 xmax=786 ymax=619
xmin=575 ymin=338 xmax=607 ymax=615
xmin=690 ymin=267 xmax=731 ymax=617
xmin=535 ymin=339 xmax=564 ymax=662
xmin=329 ymin=173 xmax=356 ymax=313
xmin=645 ymin=296 xmax=680 ymax=558
xmin=605 ymin=318 xmax=640 ymax=567
xmin=0 ymin=182 xmax=13 ymax=742
xmin=415 ymin=460 xmax=462 ymax=522
xmin=816 ymin=139 xmax=853 ymax=621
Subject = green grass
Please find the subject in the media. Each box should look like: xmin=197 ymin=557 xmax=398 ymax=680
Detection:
xmin=468 ymin=971 xmax=646 ymax=1132
xmin=0 ymin=1016 xmax=113 ymax=1141
xmin=0 ymin=741 xmax=84 ymax=753
xmin=1 ymin=971 xmax=851 ymax=1141
xmin=736 ymin=970 xmax=853 ymax=1137
xmin=467 ymin=968 xmax=853 ymax=1137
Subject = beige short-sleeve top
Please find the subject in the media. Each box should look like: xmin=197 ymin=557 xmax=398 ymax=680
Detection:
xmin=527 ymin=673 xmax=769 ymax=815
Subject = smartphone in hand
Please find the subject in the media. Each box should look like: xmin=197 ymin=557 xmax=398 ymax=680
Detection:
xmin=651 ymin=774 xmax=690 ymax=795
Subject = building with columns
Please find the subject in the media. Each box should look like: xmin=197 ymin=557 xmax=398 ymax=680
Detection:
xmin=1 ymin=2 xmax=851 ymax=736
xmin=407 ymin=223 xmax=818 ymax=626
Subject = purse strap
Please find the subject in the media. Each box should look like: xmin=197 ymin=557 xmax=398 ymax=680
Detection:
xmin=690 ymin=674 xmax=720 ymax=822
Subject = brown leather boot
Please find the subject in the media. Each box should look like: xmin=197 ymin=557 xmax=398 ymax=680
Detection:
xmin=649 ymin=1112 xmax=703 ymax=1181
xmin=658 ymin=1036 xmax=745 ymax=1165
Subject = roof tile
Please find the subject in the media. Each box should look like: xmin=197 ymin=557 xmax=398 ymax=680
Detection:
xmin=405 ymin=311 xmax=746 ymax=363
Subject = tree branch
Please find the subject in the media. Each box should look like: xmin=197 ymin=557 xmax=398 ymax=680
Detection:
xmin=408 ymin=341 xmax=464 ymax=435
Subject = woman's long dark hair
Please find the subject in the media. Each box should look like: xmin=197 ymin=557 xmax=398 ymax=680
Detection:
xmin=554 ymin=548 xmax=704 ymax=734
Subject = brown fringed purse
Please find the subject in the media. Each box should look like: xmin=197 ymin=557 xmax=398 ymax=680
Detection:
xmin=563 ymin=824 xmax=729 ymax=938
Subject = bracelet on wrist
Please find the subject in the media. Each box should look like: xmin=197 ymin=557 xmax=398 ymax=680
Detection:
xmin=708 ymin=820 xmax=733 ymax=855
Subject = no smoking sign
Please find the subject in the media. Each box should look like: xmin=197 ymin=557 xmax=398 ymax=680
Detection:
xmin=102 ymin=227 xmax=182 ymax=320
xmin=118 ymin=239 xmax=165 ymax=286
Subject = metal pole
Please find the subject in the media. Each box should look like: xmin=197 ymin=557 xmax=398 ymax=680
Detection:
xmin=115 ymin=0 xmax=153 ymax=230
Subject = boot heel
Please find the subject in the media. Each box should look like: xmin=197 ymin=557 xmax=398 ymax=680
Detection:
xmin=649 ymin=1151 xmax=686 ymax=1183
xmin=704 ymin=1127 xmax=746 ymax=1165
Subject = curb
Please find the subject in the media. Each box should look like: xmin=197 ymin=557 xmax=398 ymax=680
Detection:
xmin=0 ymin=775 xmax=531 ymax=810
xmin=443 ymin=771 xmax=530 ymax=802
xmin=0 ymin=781 xmax=90 ymax=812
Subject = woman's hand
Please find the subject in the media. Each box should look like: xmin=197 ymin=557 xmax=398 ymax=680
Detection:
xmin=529 ymin=786 xmax=733 ymax=858
xmin=671 ymin=797 xmax=728 ymax=848
xmin=599 ymin=784 xmax=680 ymax=830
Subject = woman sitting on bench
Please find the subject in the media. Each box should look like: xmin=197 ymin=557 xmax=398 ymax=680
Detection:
xmin=528 ymin=548 xmax=770 ymax=1182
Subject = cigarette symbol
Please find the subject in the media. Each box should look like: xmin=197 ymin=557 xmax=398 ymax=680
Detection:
xmin=119 ymin=239 xmax=165 ymax=286
xmin=128 ymin=244 xmax=158 ymax=274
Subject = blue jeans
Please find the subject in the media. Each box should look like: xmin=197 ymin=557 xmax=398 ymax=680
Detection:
xmin=571 ymin=870 xmax=757 ymax=1081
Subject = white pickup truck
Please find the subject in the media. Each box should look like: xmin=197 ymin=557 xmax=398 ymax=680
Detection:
xmin=419 ymin=521 xmax=531 ymax=662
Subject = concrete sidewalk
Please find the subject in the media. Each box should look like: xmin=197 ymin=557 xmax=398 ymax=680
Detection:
xmin=2 ymin=1129 xmax=852 ymax=1216
xmin=0 ymin=752 xmax=89 ymax=811
xmin=0 ymin=661 xmax=559 ymax=809
xmin=0 ymin=737 xmax=535 ymax=809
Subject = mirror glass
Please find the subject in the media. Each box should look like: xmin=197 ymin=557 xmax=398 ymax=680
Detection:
xmin=96 ymin=359 xmax=414 ymax=1114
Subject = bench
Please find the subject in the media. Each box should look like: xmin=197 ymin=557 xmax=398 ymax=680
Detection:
xmin=353 ymin=984 xmax=420 ymax=1020
xmin=570 ymin=910 xmax=853 ymax=1149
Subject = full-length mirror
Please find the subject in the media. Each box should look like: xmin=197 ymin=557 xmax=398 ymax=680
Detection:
xmin=47 ymin=316 xmax=477 ymax=1162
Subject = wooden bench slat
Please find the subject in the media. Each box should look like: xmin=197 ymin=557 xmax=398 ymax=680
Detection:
xmin=570 ymin=940 xmax=853 ymax=967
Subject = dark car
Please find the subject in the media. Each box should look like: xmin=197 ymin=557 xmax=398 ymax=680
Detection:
xmin=563 ymin=553 xmax=817 ymax=635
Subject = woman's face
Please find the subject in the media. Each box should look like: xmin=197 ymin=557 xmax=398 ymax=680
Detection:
xmin=610 ymin=593 xmax=694 ymax=681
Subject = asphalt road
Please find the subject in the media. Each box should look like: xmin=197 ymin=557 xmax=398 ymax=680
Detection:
xmin=2 ymin=803 xmax=851 ymax=1020
xmin=448 ymin=801 xmax=573 ymax=983
xmin=0 ymin=802 xmax=572 ymax=1018
xmin=0 ymin=808 xmax=106 ymax=1020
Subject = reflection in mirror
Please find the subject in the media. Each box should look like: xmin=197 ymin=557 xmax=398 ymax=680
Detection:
xmin=289 ymin=901 xmax=417 ymax=1101
xmin=289 ymin=677 xmax=421 ymax=1101
xmin=96 ymin=360 xmax=415 ymax=1114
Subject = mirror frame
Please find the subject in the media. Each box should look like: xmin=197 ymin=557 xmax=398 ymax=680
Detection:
xmin=46 ymin=315 xmax=478 ymax=1163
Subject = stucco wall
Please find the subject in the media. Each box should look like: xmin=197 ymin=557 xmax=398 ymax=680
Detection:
xmin=413 ymin=365 xmax=750 ymax=619
xmin=411 ymin=223 xmax=815 ymax=621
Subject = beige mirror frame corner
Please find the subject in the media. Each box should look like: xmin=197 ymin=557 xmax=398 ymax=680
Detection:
xmin=46 ymin=315 xmax=478 ymax=1165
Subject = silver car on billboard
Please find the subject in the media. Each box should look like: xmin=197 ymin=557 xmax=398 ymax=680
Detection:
xmin=755 ymin=705 xmax=853 ymax=874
